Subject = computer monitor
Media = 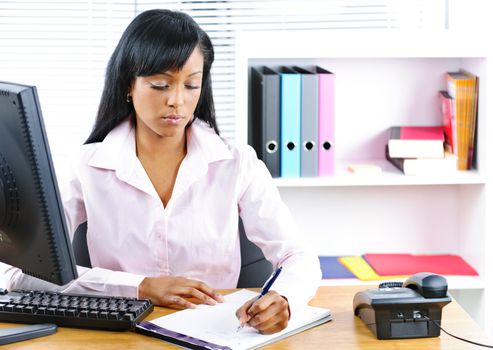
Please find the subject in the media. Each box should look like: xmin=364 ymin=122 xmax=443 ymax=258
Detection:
xmin=0 ymin=81 xmax=78 ymax=286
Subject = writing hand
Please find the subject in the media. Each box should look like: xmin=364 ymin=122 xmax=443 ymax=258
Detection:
xmin=138 ymin=276 xmax=224 ymax=309
xmin=235 ymin=291 xmax=290 ymax=334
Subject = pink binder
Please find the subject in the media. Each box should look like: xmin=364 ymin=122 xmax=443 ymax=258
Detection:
xmin=317 ymin=67 xmax=335 ymax=176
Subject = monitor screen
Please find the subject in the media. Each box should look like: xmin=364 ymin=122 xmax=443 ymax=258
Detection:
xmin=0 ymin=81 xmax=78 ymax=286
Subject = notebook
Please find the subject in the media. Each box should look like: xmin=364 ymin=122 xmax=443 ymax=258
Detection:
xmin=136 ymin=289 xmax=331 ymax=350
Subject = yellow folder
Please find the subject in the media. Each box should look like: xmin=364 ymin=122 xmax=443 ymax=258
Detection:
xmin=338 ymin=256 xmax=408 ymax=281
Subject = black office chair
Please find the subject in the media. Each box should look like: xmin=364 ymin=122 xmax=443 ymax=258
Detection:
xmin=72 ymin=219 xmax=272 ymax=288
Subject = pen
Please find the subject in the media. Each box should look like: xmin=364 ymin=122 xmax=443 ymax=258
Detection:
xmin=236 ymin=266 xmax=283 ymax=332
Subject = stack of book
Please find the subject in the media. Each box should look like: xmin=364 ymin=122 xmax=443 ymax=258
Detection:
xmin=386 ymin=126 xmax=457 ymax=175
xmin=249 ymin=65 xmax=334 ymax=178
xmin=318 ymin=254 xmax=478 ymax=281
xmin=440 ymin=70 xmax=479 ymax=170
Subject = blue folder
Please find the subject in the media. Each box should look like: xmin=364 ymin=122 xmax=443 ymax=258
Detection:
xmin=319 ymin=256 xmax=356 ymax=279
xmin=279 ymin=66 xmax=301 ymax=177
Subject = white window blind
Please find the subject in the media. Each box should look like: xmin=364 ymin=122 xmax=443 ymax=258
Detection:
xmin=0 ymin=0 xmax=135 ymax=180
xmin=0 ymin=0 xmax=446 ymax=181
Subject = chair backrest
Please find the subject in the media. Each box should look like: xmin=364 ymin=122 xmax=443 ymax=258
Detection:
xmin=236 ymin=218 xmax=273 ymax=288
xmin=72 ymin=222 xmax=91 ymax=268
xmin=72 ymin=219 xmax=273 ymax=288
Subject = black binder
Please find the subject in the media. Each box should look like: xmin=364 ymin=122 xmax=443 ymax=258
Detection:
xmin=250 ymin=66 xmax=280 ymax=177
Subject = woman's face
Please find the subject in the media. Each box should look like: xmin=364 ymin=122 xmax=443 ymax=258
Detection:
xmin=129 ymin=46 xmax=204 ymax=139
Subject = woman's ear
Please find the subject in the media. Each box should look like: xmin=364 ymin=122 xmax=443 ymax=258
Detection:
xmin=127 ymin=81 xmax=135 ymax=103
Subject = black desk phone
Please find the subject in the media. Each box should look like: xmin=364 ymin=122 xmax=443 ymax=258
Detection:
xmin=353 ymin=272 xmax=452 ymax=339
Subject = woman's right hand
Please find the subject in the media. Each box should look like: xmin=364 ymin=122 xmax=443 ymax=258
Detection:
xmin=137 ymin=276 xmax=224 ymax=309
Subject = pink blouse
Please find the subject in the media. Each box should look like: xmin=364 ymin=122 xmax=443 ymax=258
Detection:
xmin=5 ymin=118 xmax=321 ymax=308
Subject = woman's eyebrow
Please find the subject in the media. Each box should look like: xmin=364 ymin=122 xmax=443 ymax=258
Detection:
xmin=161 ymin=70 xmax=203 ymax=78
xmin=187 ymin=70 xmax=203 ymax=77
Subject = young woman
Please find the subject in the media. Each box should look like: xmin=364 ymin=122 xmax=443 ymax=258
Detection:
xmin=5 ymin=9 xmax=321 ymax=334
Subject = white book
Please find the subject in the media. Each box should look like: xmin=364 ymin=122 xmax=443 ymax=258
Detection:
xmin=387 ymin=126 xmax=445 ymax=159
xmin=136 ymin=289 xmax=331 ymax=350
xmin=387 ymin=150 xmax=458 ymax=175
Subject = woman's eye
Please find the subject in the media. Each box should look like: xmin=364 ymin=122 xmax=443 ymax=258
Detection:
xmin=186 ymin=85 xmax=200 ymax=90
xmin=149 ymin=82 xmax=169 ymax=90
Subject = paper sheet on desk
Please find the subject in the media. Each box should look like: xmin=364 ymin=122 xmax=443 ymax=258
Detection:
xmin=139 ymin=289 xmax=331 ymax=350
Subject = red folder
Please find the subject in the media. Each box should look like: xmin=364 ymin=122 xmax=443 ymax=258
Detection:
xmin=363 ymin=253 xmax=478 ymax=276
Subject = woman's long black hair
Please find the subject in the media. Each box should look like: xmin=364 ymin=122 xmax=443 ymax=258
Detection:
xmin=85 ymin=9 xmax=218 ymax=144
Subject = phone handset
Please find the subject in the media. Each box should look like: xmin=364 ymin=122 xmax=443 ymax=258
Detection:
xmin=378 ymin=272 xmax=448 ymax=298
xmin=402 ymin=272 xmax=448 ymax=298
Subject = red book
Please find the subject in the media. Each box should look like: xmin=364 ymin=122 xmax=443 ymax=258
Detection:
xmin=439 ymin=91 xmax=456 ymax=155
xmin=363 ymin=253 xmax=478 ymax=276
xmin=387 ymin=126 xmax=445 ymax=158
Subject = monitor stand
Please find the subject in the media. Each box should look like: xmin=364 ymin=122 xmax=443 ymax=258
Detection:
xmin=0 ymin=324 xmax=57 ymax=345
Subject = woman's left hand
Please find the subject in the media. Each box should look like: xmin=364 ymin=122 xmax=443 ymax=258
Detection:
xmin=235 ymin=291 xmax=290 ymax=334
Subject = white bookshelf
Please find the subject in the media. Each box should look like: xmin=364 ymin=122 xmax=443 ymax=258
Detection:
xmin=235 ymin=30 xmax=492 ymax=336
xmin=273 ymin=165 xmax=485 ymax=187
xmin=320 ymin=275 xmax=485 ymax=290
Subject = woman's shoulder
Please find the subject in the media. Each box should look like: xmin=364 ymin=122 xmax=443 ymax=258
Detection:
xmin=191 ymin=119 xmax=259 ymax=164
xmin=221 ymin=139 xmax=267 ymax=177
xmin=223 ymin=139 xmax=257 ymax=161
xmin=70 ymin=120 xmax=133 ymax=170
xmin=68 ymin=142 xmax=102 ymax=171
xmin=75 ymin=142 xmax=101 ymax=161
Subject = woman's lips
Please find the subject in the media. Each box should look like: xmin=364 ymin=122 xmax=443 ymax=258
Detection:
xmin=162 ymin=115 xmax=184 ymax=124
xmin=164 ymin=114 xmax=183 ymax=120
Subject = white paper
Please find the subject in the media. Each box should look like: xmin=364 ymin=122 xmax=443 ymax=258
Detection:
xmin=149 ymin=289 xmax=331 ymax=350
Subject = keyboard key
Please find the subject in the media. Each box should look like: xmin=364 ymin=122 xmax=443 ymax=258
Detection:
xmin=24 ymin=306 xmax=36 ymax=313
xmin=123 ymin=313 xmax=134 ymax=321
xmin=66 ymin=309 xmax=77 ymax=317
xmin=56 ymin=309 xmax=66 ymax=316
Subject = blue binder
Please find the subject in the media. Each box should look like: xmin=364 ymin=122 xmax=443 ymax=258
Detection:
xmin=279 ymin=66 xmax=301 ymax=177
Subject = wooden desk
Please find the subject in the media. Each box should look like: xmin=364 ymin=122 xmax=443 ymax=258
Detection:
xmin=0 ymin=286 xmax=489 ymax=349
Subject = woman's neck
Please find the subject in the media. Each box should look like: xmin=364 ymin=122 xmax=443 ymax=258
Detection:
xmin=135 ymin=126 xmax=187 ymax=161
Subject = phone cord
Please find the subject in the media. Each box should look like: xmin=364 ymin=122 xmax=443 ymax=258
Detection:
xmin=420 ymin=314 xmax=493 ymax=348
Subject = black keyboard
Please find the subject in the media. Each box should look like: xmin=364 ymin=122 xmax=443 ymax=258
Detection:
xmin=0 ymin=289 xmax=154 ymax=331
